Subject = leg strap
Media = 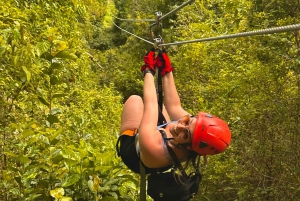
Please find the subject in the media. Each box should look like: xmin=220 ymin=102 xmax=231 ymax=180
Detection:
xmin=140 ymin=160 xmax=146 ymax=201
xmin=116 ymin=129 xmax=139 ymax=157
xmin=120 ymin=129 xmax=138 ymax=137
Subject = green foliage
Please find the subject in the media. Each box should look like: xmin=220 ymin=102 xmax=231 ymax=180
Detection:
xmin=1 ymin=0 xmax=300 ymax=200
xmin=0 ymin=0 xmax=139 ymax=200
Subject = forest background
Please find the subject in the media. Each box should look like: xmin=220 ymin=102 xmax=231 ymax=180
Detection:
xmin=1 ymin=0 xmax=300 ymax=200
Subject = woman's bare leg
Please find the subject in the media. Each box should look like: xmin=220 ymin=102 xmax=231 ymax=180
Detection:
xmin=120 ymin=95 xmax=144 ymax=133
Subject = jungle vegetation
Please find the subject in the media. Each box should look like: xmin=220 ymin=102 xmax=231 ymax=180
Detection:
xmin=1 ymin=0 xmax=300 ymax=200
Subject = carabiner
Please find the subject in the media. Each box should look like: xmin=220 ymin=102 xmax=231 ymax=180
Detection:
xmin=150 ymin=11 xmax=163 ymax=49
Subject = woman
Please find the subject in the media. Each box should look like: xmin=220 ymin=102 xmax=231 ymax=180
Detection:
xmin=116 ymin=48 xmax=231 ymax=174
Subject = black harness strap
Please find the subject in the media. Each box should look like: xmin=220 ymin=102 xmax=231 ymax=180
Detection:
xmin=160 ymin=130 xmax=188 ymax=177
xmin=157 ymin=66 xmax=163 ymax=109
xmin=140 ymin=161 xmax=146 ymax=201
xmin=157 ymin=65 xmax=167 ymax=125
xmin=140 ymin=53 xmax=165 ymax=201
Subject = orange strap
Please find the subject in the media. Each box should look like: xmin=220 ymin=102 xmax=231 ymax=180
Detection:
xmin=120 ymin=128 xmax=138 ymax=137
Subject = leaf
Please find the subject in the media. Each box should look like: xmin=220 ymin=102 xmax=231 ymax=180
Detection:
xmin=39 ymin=135 xmax=50 ymax=145
xmin=119 ymin=186 xmax=127 ymax=197
xmin=52 ymin=94 xmax=66 ymax=99
xmin=51 ymin=107 xmax=63 ymax=115
xmin=94 ymin=165 xmax=112 ymax=173
xmin=50 ymin=62 xmax=63 ymax=70
xmin=62 ymin=174 xmax=80 ymax=187
xmin=108 ymin=192 xmax=118 ymax=199
xmin=50 ymin=76 xmax=62 ymax=85
xmin=38 ymin=96 xmax=50 ymax=107
xmin=53 ymin=40 xmax=68 ymax=51
xmin=48 ymin=62 xmax=63 ymax=75
xmin=54 ymin=50 xmax=77 ymax=61
xmin=21 ymin=129 xmax=35 ymax=138
xmin=63 ymin=158 xmax=77 ymax=168
xmin=22 ymin=66 xmax=31 ymax=82
xmin=40 ymin=52 xmax=53 ymax=61
xmin=10 ymin=123 xmax=21 ymax=130
xmin=120 ymin=195 xmax=134 ymax=201
xmin=96 ymin=151 xmax=115 ymax=164
xmin=50 ymin=128 xmax=63 ymax=141
xmin=28 ymin=136 xmax=38 ymax=145
xmin=52 ymin=154 xmax=64 ymax=164
xmin=88 ymin=175 xmax=101 ymax=193
xmin=105 ymin=178 xmax=119 ymax=186
xmin=3 ymin=152 xmax=18 ymax=158
xmin=25 ymin=194 xmax=42 ymax=200
xmin=123 ymin=181 xmax=137 ymax=190
xmin=26 ymin=172 xmax=38 ymax=179
xmin=9 ymin=188 xmax=21 ymax=196
xmin=0 ymin=46 xmax=6 ymax=55
xmin=50 ymin=187 xmax=64 ymax=199
xmin=61 ymin=147 xmax=78 ymax=160
xmin=75 ymin=116 xmax=84 ymax=126
xmin=101 ymin=197 xmax=119 ymax=201
xmin=36 ymin=41 xmax=51 ymax=57
xmin=38 ymin=179 xmax=50 ymax=188
xmin=60 ymin=197 xmax=73 ymax=201
xmin=50 ymin=139 xmax=59 ymax=146
xmin=47 ymin=115 xmax=60 ymax=124
xmin=18 ymin=154 xmax=30 ymax=164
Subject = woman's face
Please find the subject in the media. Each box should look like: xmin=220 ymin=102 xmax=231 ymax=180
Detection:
xmin=172 ymin=115 xmax=197 ymax=143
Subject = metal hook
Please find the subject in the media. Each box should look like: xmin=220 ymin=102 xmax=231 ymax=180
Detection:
xmin=150 ymin=12 xmax=163 ymax=49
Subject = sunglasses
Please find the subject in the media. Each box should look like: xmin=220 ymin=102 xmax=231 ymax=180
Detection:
xmin=177 ymin=115 xmax=195 ymax=140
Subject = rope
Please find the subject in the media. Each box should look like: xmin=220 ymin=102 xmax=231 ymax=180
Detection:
xmin=159 ymin=24 xmax=300 ymax=46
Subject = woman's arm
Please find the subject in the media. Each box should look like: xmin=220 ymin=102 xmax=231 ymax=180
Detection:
xmin=162 ymin=69 xmax=189 ymax=120
xmin=140 ymin=72 xmax=158 ymax=132
xmin=138 ymin=71 xmax=163 ymax=167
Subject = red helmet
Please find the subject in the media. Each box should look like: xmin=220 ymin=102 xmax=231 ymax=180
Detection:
xmin=192 ymin=112 xmax=231 ymax=156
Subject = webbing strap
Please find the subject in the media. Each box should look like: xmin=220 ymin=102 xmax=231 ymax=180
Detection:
xmin=140 ymin=161 xmax=146 ymax=201
xmin=160 ymin=130 xmax=188 ymax=178
xmin=140 ymin=53 xmax=164 ymax=201
xmin=157 ymin=67 xmax=163 ymax=110
xmin=120 ymin=129 xmax=137 ymax=137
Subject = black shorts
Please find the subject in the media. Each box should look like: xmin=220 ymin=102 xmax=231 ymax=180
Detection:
xmin=116 ymin=135 xmax=172 ymax=174
xmin=117 ymin=135 xmax=141 ymax=173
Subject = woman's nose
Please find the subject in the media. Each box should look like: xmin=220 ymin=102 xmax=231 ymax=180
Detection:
xmin=181 ymin=116 xmax=190 ymax=126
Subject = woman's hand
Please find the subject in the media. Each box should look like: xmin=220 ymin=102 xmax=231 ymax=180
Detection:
xmin=155 ymin=49 xmax=174 ymax=76
xmin=141 ymin=48 xmax=156 ymax=75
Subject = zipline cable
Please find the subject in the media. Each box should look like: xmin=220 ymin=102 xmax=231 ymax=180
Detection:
xmin=112 ymin=0 xmax=195 ymax=45
xmin=112 ymin=20 xmax=300 ymax=47
xmin=160 ymin=0 xmax=195 ymax=21
xmin=112 ymin=0 xmax=195 ymax=23
xmin=112 ymin=14 xmax=155 ymax=22
xmin=111 ymin=20 xmax=154 ymax=45
xmin=159 ymin=24 xmax=300 ymax=46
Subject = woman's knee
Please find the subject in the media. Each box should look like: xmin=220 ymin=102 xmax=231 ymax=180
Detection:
xmin=120 ymin=95 xmax=143 ymax=133
xmin=125 ymin=95 xmax=142 ymax=105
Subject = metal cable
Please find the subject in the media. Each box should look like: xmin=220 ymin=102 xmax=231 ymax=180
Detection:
xmin=159 ymin=24 xmax=300 ymax=46
xmin=112 ymin=0 xmax=195 ymax=23
xmin=111 ymin=20 xmax=154 ymax=45
xmin=160 ymin=0 xmax=195 ymax=21
xmin=112 ymin=14 xmax=155 ymax=22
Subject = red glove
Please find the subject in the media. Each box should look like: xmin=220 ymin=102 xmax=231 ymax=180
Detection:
xmin=141 ymin=48 xmax=156 ymax=75
xmin=155 ymin=49 xmax=174 ymax=76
